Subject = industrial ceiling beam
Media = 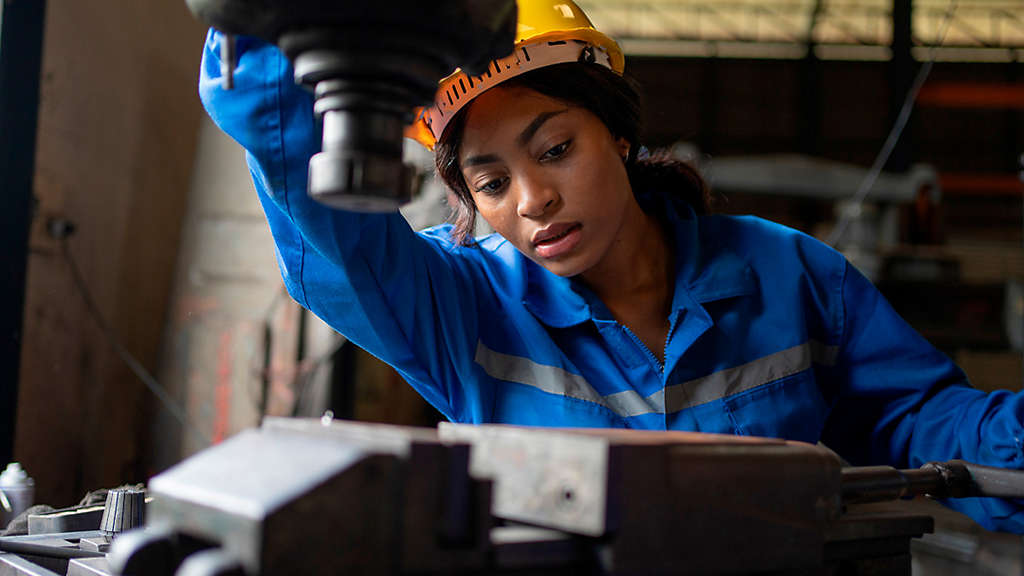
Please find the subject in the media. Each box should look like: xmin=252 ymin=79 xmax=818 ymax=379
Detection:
xmin=578 ymin=1 xmax=1023 ymax=60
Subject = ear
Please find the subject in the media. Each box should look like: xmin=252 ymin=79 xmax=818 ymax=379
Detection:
xmin=615 ymin=137 xmax=631 ymax=161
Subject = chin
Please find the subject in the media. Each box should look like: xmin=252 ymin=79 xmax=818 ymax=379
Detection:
xmin=544 ymin=265 xmax=579 ymax=278
xmin=532 ymin=253 xmax=593 ymax=278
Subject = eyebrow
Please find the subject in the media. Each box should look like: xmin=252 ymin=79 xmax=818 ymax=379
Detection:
xmin=462 ymin=153 xmax=501 ymax=168
xmin=462 ymin=108 xmax=570 ymax=168
xmin=516 ymin=108 xmax=568 ymax=147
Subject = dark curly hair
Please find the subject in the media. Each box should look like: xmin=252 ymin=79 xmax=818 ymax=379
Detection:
xmin=434 ymin=62 xmax=710 ymax=245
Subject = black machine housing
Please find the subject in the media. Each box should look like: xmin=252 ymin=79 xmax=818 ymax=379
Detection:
xmin=185 ymin=0 xmax=517 ymax=211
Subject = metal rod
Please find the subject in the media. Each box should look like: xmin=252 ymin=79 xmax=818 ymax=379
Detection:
xmin=0 ymin=540 xmax=105 ymax=560
xmin=962 ymin=461 xmax=1024 ymax=499
xmin=841 ymin=465 xmax=945 ymax=504
xmin=842 ymin=460 xmax=1024 ymax=505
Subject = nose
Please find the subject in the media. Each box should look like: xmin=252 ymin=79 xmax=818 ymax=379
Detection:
xmin=515 ymin=171 xmax=560 ymax=219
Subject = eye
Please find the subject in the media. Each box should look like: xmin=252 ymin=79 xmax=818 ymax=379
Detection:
xmin=474 ymin=176 xmax=508 ymax=196
xmin=540 ymin=140 xmax=571 ymax=161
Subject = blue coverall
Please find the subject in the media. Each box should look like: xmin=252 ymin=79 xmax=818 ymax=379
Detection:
xmin=199 ymin=31 xmax=1024 ymax=533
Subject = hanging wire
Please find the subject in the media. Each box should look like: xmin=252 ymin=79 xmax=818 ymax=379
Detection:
xmin=254 ymin=285 xmax=288 ymax=415
xmin=290 ymin=333 xmax=348 ymax=418
xmin=59 ymin=236 xmax=211 ymax=447
xmin=827 ymin=0 xmax=959 ymax=248
xmin=249 ymin=285 xmax=349 ymax=418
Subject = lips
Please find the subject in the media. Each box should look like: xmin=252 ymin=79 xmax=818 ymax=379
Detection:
xmin=532 ymin=222 xmax=582 ymax=259
xmin=533 ymin=222 xmax=579 ymax=245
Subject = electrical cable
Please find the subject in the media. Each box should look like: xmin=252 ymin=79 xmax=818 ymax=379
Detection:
xmin=826 ymin=0 xmax=959 ymax=248
xmin=61 ymin=220 xmax=327 ymax=432
xmin=250 ymin=287 xmax=348 ymax=418
xmin=255 ymin=285 xmax=288 ymax=415
xmin=290 ymin=334 xmax=348 ymax=418
xmin=59 ymin=237 xmax=211 ymax=447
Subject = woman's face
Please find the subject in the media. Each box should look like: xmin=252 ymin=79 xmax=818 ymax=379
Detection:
xmin=458 ymin=85 xmax=636 ymax=278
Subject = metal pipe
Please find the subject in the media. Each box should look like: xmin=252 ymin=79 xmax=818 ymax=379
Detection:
xmin=841 ymin=460 xmax=1024 ymax=505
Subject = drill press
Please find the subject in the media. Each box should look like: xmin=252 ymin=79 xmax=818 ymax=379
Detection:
xmin=185 ymin=0 xmax=517 ymax=211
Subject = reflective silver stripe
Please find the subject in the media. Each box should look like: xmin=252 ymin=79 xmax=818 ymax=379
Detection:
xmin=475 ymin=342 xmax=661 ymax=416
xmin=475 ymin=340 xmax=839 ymax=418
xmin=475 ymin=341 xmax=607 ymax=406
xmin=602 ymin=388 xmax=663 ymax=417
xmin=663 ymin=341 xmax=839 ymax=414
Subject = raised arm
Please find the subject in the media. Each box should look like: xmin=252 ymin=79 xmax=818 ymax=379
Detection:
xmin=821 ymin=261 xmax=1024 ymax=532
xmin=198 ymin=30 xmax=487 ymax=421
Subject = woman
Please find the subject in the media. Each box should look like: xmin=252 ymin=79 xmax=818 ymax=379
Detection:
xmin=198 ymin=0 xmax=1024 ymax=532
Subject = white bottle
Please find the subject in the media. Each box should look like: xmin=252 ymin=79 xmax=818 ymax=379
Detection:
xmin=0 ymin=463 xmax=35 ymax=528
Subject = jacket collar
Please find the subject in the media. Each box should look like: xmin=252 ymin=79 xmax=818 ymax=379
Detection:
xmin=662 ymin=193 xmax=756 ymax=306
xmin=521 ymin=261 xmax=591 ymax=328
xmin=521 ymin=189 xmax=756 ymax=328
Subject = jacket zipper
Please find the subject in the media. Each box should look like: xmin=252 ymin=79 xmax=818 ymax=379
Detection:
xmin=663 ymin=312 xmax=680 ymax=379
xmin=622 ymin=325 xmax=663 ymax=374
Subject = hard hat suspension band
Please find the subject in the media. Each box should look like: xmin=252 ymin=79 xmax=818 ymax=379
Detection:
xmin=420 ymin=39 xmax=614 ymax=146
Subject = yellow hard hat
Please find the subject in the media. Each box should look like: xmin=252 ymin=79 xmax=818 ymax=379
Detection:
xmin=405 ymin=0 xmax=624 ymax=150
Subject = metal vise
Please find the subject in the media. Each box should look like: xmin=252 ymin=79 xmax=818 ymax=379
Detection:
xmin=109 ymin=419 xmax=491 ymax=576
xmin=109 ymin=419 xmax=848 ymax=575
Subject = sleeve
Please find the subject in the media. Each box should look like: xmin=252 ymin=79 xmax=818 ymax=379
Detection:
xmin=198 ymin=29 xmax=484 ymax=422
xmin=820 ymin=261 xmax=1024 ymax=533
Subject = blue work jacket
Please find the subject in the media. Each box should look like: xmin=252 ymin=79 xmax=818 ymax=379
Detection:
xmin=199 ymin=31 xmax=1024 ymax=532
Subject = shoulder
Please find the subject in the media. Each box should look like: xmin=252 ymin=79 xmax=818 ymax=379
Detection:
xmin=416 ymin=224 xmax=530 ymax=287
xmin=693 ymin=214 xmax=848 ymax=339
xmin=417 ymin=224 xmax=516 ymax=261
xmin=699 ymin=214 xmax=846 ymax=279
xmin=700 ymin=213 xmax=829 ymax=251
